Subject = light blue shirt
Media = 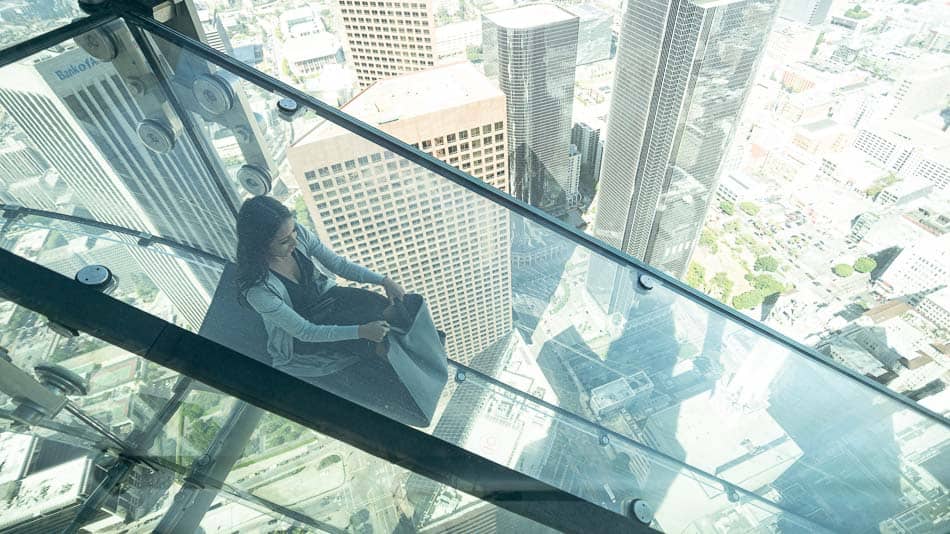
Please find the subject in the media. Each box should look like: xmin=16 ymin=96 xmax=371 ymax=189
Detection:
xmin=245 ymin=223 xmax=385 ymax=376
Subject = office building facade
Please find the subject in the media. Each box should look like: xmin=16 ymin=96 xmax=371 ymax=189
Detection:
xmin=338 ymin=0 xmax=436 ymax=88
xmin=288 ymin=63 xmax=512 ymax=362
xmin=482 ymin=5 xmax=579 ymax=216
xmin=593 ymin=0 xmax=779 ymax=278
xmin=0 ymin=43 xmax=239 ymax=327
xmin=565 ymin=4 xmax=613 ymax=65
xmin=571 ymin=121 xmax=604 ymax=200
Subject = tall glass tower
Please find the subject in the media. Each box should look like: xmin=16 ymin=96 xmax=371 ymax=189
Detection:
xmin=593 ymin=0 xmax=779 ymax=278
xmin=482 ymin=5 xmax=579 ymax=216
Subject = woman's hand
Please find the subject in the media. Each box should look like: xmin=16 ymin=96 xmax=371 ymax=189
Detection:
xmin=381 ymin=277 xmax=406 ymax=302
xmin=358 ymin=320 xmax=390 ymax=342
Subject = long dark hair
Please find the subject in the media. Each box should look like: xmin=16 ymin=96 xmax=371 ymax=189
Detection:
xmin=236 ymin=195 xmax=293 ymax=296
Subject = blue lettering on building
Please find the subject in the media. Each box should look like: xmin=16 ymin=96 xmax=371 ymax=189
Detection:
xmin=54 ymin=57 xmax=100 ymax=81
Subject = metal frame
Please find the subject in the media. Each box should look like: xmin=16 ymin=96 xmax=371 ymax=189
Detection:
xmin=0 ymin=204 xmax=223 ymax=264
xmin=0 ymin=248 xmax=651 ymax=534
xmin=0 ymin=206 xmax=831 ymax=529
xmin=125 ymin=23 xmax=242 ymax=216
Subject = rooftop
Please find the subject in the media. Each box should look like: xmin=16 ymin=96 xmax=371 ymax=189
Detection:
xmin=284 ymin=34 xmax=339 ymax=63
xmin=924 ymin=287 xmax=950 ymax=311
xmin=880 ymin=178 xmax=933 ymax=198
xmin=296 ymin=63 xmax=502 ymax=145
xmin=564 ymin=4 xmax=610 ymax=20
xmin=483 ymin=4 xmax=576 ymax=29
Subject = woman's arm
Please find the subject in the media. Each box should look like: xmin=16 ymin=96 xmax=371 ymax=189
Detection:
xmin=296 ymin=224 xmax=385 ymax=284
xmin=246 ymin=285 xmax=360 ymax=342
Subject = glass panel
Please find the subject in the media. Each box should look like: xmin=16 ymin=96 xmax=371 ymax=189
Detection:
xmin=0 ymin=0 xmax=85 ymax=52
xmin=0 ymin=211 xmax=224 ymax=330
xmin=0 ymin=301 xmax=553 ymax=533
xmin=141 ymin=23 xmax=950 ymax=534
xmin=0 ymin=16 xmax=946 ymax=534
xmin=0 ymin=19 xmax=242 ymax=265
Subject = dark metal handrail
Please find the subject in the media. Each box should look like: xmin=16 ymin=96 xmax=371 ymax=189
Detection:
xmin=0 ymin=205 xmax=829 ymax=530
xmin=0 ymin=247 xmax=652 ymax=534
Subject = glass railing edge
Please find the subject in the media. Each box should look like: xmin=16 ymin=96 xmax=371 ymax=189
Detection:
xmin=0 ymin=204 xmax=224 ymax=265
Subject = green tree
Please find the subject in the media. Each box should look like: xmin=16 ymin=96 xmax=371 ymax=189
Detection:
xmin=699 ymin=228 xmax=719 ymax=252
xmin=853 ymin=257 xmax=877 ymax=273
xmin=435 ymin=6 xmax=451 ymax=24
xmin=748 ymin=274 xmax=785 ymax=296
xmin=720 ymin=200 xmax=735 ymax=215
xmin=739 ymin=201 xmax=760 ymax=216
xmin=732 ymin=290 xmax=764 ymax=310
xmin=723 ymin=220 xmax=741 ymax=233
xmin=754 ymin=255 xmax=778 ymax=272
xmin=465 ymin=45 xmax=482 ymax=63
xmin=180 ymin=402 xmax=206 ymax=421
xmin=686 ymin=262 xmax=706 ymax=290
xmin=319 ymin=454 xmax=342 ymax=469
xmin=710 ymin=272 xmax=733 ymax=301
xmin=189 ymin=419 xmax=222 ymax=452
xmin=833 ymin=263 xmax=854 ymax=277
xmin=293 ymin=196 xmax=314 ymax=228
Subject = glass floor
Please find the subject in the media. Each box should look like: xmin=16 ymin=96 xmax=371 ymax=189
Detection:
xmin=0 ymin=7 xmax=947 ymax=534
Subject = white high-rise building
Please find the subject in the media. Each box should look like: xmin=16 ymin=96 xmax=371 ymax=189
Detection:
xmin=338 ymin=0 xmax=436 ymax=88
xmin=885 ymin=55 xmax=950 ymax=121
xmin=876 ymin=234 xmax=950 ymax=301
xmin=0 ymin=42 xmax=238 ymax=328
xmin=288 ymin=63 xmax=512 ymax=362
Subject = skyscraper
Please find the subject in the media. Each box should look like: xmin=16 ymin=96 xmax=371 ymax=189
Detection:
xmin=778 ymin=0 xmax=832 ymax=27
xmin=0 ymin=137 xmax=58 ymax=210
xmin=338 ymin=0 xmax=436 ymax=89
xmin=287 ymin=63 xmax=512 ymax=362
xmin=570 ymin=121 xmax=604 ymax=201
xmin=0 ymin=40 xmax=238 ymax=327
xmin=482 ymin=5 xmax=579 ymax=216
xmin=564 ymin=4 xmax=613 ymax=66
xmin=593 ymin=0 xmax=779 ymax=278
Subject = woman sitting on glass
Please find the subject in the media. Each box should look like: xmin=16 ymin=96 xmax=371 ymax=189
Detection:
xmin=236 ymin=195 xmax=421 ymax=419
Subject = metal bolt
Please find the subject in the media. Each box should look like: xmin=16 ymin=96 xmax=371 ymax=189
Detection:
xmin=628 ymin=499 xmax=654 ymax=525
xmin=127 ymin=78 xmax=146 ymax=97
xmin=233 ymin=126 xmax=251 ymax=144
xmin=75 ymin=264 xmax=118 ymax=295
xmin=638 ymin=273 xmax=657 ymax=290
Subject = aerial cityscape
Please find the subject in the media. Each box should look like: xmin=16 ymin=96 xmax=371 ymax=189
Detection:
xmin=0 ymin=0 xmax=948 ymax=532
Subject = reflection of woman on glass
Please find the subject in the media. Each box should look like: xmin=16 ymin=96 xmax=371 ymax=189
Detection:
xmin=236 ymin=196 xmax=419 ymax=418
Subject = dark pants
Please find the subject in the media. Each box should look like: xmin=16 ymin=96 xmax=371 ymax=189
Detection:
xmin=300 ymin=286 xmax=427 ymax=427
xmin=296 ymin=285 xmax=388 ymax=358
